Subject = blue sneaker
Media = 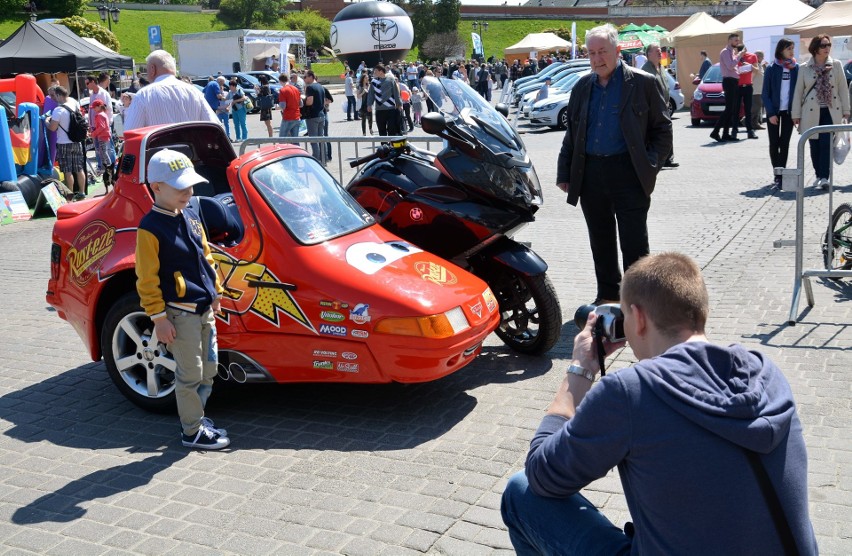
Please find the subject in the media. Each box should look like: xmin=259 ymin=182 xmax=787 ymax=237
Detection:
xmin=182 ymin=425 xmax=230 ymax=450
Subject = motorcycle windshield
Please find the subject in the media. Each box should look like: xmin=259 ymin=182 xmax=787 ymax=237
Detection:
xmin=251 ymin=155 xmax=374 ymax=244
xmin=420 ymin=76 xmax=542 ymax=207
xmin=422 ymin=76 xmax=523 ymax=153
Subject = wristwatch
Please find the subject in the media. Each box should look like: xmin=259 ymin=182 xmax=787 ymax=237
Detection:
xmin=566 ymin=363 xmax=595 ymax=382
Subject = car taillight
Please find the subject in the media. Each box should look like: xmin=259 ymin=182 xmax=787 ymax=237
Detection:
xmin=674 ymin=82 xmax=681 ymax=90
xmin=50 ymin=242 xmax=61 ymax=280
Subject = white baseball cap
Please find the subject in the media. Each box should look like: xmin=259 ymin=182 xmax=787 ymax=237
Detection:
xmin=147 ymin=149 xmax=208 ymax=191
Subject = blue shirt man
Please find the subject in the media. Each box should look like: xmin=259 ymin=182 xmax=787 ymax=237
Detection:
xmin=586 ymin=61 xmax=627 ymax=156
xmin=203 ymin=79 xmax=221 ymax=112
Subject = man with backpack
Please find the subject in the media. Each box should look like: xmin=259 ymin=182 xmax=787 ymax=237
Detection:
xmin=45 ymin=86 xmax=87 ymax=200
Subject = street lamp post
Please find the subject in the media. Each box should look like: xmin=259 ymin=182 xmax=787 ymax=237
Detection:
xmin=472 ymin=20 xmax=489 ymax=60
xmin=96 ymin=0 xmax=120 ymax=32
xmin=24 ymin=1 xmax=38 ymax=22
xmin=370 ymin=17 xmax=387 ymax=64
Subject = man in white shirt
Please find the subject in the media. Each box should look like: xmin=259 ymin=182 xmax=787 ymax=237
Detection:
xmin=45 ymin=86 xmax=86 ymax=199
xmin=123 ymin=50 xmax=220 ymax=131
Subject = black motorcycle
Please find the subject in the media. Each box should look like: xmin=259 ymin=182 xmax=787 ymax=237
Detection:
xmin=346 ymin=76 xmax=561 ymax=355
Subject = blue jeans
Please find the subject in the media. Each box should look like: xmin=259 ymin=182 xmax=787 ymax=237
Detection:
xmin=232 ymin=108 xmax=247 ymax=141
xmin=93 ymin=137 xmax=116 ymax=171
xmin=279 ymin=118 xmax=300 ymax=140
xmin=808 ymin=107 xmax=833 ymax=180
xmin=501 ymin=471 xmax=632 ymax=556
xmin=305 ymin=116 xmax=324 ymax=161
xmin=218 ymin=112 xmax=231 ymax=139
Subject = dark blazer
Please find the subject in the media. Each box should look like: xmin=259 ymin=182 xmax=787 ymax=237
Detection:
xmin=762 ymin=61 xmax=799 ymax=118
xmin=556 ymin=62 xmax=672 ymax=206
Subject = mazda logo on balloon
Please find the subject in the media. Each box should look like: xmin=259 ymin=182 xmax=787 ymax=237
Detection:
xmin=329 ymin=25 xmax=338 ymax=48
xmin=370 ymin=18 xmax=398 ymax=42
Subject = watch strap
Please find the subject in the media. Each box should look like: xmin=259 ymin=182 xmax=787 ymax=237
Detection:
xmin=566 ymin=363 xmax=595 ymax=382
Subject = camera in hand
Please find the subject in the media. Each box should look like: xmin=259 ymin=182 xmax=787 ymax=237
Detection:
xmin=735 ymin=44 xmax=745 ymax=52
xmin=574 ymin=303 xmax=626 ymax=343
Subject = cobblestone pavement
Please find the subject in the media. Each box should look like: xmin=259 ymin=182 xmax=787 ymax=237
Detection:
xmin=0 ymin=105 xmax=850 ymax=555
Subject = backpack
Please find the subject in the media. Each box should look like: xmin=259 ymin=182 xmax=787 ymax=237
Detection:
xmin=59 ymin=103 xmax=88 ymax=143
xmin=258 ymin=91 xmax=275 ymax=110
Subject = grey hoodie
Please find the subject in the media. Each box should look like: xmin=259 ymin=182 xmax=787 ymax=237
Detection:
xmin=526 ymin=342 xmax=817 ymax=555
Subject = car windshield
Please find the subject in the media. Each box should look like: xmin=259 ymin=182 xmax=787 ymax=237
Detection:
xmin=237 ymin=74 xmax=261 ymax=86
xmin=703 ymin=65 xmax=722 ymax=84
xmin=251 ymin=155 xmax=373 ymax=244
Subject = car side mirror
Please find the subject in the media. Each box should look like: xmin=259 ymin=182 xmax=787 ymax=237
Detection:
xmin=692 ymin=76 xmax=701 ymax=86
xmin=495 ymin=103 xmax=509 ymax=117
xmin=421 ymin=112 xmax=447 ymax=135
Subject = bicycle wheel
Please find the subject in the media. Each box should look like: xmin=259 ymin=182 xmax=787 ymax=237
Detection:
xmin=823 ymin=203 xmax=852 ymax=275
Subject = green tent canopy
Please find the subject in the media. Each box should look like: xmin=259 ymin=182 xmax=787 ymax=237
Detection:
xmin=617 ymin=30 xmax=658 ymax=53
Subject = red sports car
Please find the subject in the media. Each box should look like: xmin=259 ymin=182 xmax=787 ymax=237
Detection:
xmin=46 ymin=122 xmax=500 ymax=412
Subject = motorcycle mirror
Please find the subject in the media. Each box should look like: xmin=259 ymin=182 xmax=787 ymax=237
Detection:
xmin=420 ymin=112 xmax=447 ymax=135
xmin=495 ymin=103 xmax=509 ymax=117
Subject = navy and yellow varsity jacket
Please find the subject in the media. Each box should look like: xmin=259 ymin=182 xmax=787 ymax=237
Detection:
xmin=135 ymin=205 xmax=223 ymax=320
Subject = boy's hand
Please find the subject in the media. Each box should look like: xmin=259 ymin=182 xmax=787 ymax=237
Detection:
xmin=154 ymin=318 xmax=176 ymax=344
xmin=212 ymin=298 xmax=221 ymax=313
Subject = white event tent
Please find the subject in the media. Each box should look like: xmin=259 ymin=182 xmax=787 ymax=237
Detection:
xmin=724 ymin=0 xmax=814 ymax=61
xmin=661 ymin=12 xmax=731 ymax=102
xmin=785 ymin=0 xmax=852 ymax=64
xmin=503 ymin=33 xmax=572 ymax=64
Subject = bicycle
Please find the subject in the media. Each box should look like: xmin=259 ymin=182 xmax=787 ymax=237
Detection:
xmin=822 ymin=202 xmax=852 ymax=276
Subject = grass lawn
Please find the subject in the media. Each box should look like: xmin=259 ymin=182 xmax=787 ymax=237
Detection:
xmin=1 ymin=14 xmax=604 ymax=71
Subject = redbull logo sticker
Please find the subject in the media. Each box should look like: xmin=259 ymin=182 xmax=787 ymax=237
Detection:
xmin=414 ymin=261 xmax=458 ymax=286
xmin=211 ymin=251 xmax=315 ymax=333
xmin=67 ymin=220 xmax=116 ymax=287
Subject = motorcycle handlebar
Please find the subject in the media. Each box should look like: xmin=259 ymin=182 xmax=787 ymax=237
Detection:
xmin=349 ymin=144 xmax=395 ymax=168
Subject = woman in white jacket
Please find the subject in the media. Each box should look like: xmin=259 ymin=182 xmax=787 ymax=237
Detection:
xmin=791 ymin=34 xmax=851 ymax=189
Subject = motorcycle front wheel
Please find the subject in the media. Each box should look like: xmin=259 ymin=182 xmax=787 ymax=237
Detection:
xmin=491 ymin=271 xmax=562 ymax=355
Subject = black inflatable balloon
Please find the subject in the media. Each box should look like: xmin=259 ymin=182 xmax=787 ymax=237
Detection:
xmin=330 ymin=1 xmax=414 ymax=69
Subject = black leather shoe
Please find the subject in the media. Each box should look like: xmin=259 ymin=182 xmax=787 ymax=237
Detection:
xmin=710 ymin=131 xmax=723 ymax=142
xmin=723 ymin=134 xmax=739 ymax=141
xmin=747 ymin=132 xmax=758 ymax=139
xmin=663 ymin=160 xmax=680 ymax=168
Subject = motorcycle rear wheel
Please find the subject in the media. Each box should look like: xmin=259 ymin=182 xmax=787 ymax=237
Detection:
xmin=492 ymin=271 xmax=562 ymax=355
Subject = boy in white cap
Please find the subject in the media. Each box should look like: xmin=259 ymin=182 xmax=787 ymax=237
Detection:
xmin=135 ymin=149 xmax=229 ymax=450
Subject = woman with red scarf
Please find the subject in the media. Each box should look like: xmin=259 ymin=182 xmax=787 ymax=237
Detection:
xmin=762 ymin=38 xmax=798 ymax=188
xmin=791 ymin=34 xmax=851 ymax=190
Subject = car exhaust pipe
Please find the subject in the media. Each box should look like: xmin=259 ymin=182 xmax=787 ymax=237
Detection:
xmin=228 ymin=363 xmax=248 ymax=384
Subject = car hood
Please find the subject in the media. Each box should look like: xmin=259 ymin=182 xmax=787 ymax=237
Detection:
xmin=698 ymin=83 xmax=723 ymax=94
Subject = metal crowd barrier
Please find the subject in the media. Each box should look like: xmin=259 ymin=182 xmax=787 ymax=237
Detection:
xmin=775 ymin=122 xmax=852 ymax=324
xmin=239 ymin=135 xmax=440 ymax=184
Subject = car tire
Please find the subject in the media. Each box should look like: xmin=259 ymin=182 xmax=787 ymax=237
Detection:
xmin=102 ymin=292 xmax=178 ymax=413
xmin=669 ymin=99 xmax=676 ymax=117
xmin=691 ymin=118 xmax=701 ymax=127
xmin=558 ymin=107 xmax=569 ymax=130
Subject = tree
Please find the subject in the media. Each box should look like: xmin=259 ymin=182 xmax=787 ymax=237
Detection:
xmin=42 ymin=0 xmax=86 ymax=18
xmin=433 ymin=0 xmax=460 ymax=33
xmin=280 ymin=9 xmax=330 ymax=51
xmin=406 ymin=0 xmax=434 ymax=50
xmin=55 ymin=16 xmax=119 ymax=52
xmin=217 ymin=0 xmax=290 ymax=29
xmin=420 ymin=31 xmax=465 ymax=61
xmin=542 ymin=27 xmax=572 ymax=42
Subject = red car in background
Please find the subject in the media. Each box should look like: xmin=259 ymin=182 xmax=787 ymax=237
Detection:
xmin=690 ymin=64 xmax=746 ymax=127
xmin=46 ymin=122 xmax=500 ymax=412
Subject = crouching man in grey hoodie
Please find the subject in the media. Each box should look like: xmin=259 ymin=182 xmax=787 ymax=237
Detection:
xmin=501 ymin=252 xmax=817 ymax=556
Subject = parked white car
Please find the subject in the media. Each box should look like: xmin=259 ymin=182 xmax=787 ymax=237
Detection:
xmin=528 ymin=69 xmax=684 ymax=129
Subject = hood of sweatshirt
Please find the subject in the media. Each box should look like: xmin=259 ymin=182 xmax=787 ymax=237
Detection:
xmin=634 ymin=342 xmax=795 ymax=454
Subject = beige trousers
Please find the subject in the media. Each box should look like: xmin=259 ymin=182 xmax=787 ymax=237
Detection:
xmin=166 ymin=307 xmax=218 ymax=436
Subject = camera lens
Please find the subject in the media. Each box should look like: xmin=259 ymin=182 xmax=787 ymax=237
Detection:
xmin=573 ymin=304 xmax=596 ymax=330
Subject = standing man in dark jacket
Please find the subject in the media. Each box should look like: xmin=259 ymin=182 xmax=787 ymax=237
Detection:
xmin=641 ymin=43 xmax=678 ymax=168
xmin=303 ymin=70 xmax=325 ymax=162
xmin=367 ymin=64 xmax=402 ymax=136
xmin=501 ymin=252 xmax=818 ymax=556
xmin=556 ymin=24 xmax=672 ymax=305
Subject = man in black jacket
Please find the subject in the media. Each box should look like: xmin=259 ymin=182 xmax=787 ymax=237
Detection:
xmin=556 ymin=24 xmax=672 ymax=305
